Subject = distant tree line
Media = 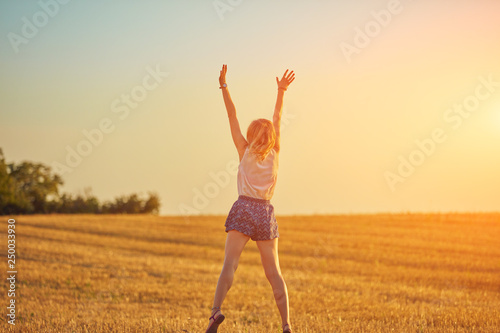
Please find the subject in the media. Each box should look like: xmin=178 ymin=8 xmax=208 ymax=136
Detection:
xmin=0 ymin=148 xmax=160 ymax=215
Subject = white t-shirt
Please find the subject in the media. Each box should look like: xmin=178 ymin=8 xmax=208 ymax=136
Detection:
xmin=237 ymin=147 xmax=279 ymax=200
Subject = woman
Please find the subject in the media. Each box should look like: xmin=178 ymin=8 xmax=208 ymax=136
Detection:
xmin=205 ymin=64 xmax=295 ymax=333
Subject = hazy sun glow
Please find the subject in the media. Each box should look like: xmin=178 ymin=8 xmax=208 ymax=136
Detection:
xmin=1 ymin=0 xmax=499 ymax=215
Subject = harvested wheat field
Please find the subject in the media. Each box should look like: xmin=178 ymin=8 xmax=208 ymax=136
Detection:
xmin=2 ymin=213 xmax=500 ymax=332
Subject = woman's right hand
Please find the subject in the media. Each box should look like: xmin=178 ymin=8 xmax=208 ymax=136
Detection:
xmin=219 ymin=64 xmax=227 ymax=87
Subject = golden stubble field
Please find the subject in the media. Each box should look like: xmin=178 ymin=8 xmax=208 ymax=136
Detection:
xmin=1 ymin=213 xmax=499 ymax=332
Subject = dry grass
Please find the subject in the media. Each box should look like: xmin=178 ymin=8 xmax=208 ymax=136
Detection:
xmin=1 ymin=213 xmax=499 ymax=332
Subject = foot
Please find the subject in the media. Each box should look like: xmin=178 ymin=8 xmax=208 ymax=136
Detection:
xmin=205 ymin=307 xmax=225 ymax=333
xmin=282 ymin=323 xmax=292 ymax=333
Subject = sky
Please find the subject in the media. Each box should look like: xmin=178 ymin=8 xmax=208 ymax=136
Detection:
xmin=1 ymin=0 xmax=499 ymax=215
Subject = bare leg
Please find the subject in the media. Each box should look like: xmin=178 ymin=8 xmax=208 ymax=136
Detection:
xmin=207 ymin=230 xmax=250 ymax=331
xmin=256 ymin=238 xmax=290 ymax=330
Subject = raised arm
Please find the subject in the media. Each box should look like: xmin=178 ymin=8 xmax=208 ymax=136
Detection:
xmin=273 ymin=69 xmax=295 ymax=152
xmin=219 ymin=64 xmax=248 ymax=161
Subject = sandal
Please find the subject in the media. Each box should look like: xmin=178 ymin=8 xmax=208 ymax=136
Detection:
xmin=283 ymin=323 xmax=292 ymax=333
xmin=205 ymin=307 xmax=225 ymax=333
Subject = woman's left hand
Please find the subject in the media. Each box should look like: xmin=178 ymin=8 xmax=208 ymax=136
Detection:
xmin=219 ymin=64 xmax=227 ymax=87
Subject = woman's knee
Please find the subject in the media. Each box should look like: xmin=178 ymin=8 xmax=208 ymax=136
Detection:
xmin=223 ymin=260 xmax=239 ymax=273
xmin=265 ymin=269 xmax=283 ymax=285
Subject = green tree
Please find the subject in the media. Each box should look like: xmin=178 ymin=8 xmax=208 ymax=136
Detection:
xmin=0 ymin=149 xmax=31 ymax=214
xmin=8 ymin=159 xmax=63 ymax=213
xmin=0 ymin=148 xmax=161 ymax=215
xmin=53 ymin=188 xmax=100 ymax=214
xmin=142 ymin=192 xmax=160 ymax=214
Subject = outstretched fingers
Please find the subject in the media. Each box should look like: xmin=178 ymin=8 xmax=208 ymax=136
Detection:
xmin=281 ymin=69 xmax=289 ymax=80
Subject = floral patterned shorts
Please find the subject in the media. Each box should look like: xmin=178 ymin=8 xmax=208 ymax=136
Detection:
xmin=225 ymin=195 xmax=279 ymax=241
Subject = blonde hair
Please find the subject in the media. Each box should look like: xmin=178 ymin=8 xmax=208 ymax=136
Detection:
xmin=247 ymin=119 xmax=276 ymax=161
